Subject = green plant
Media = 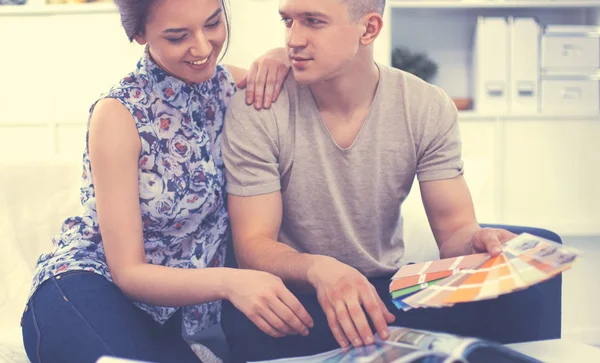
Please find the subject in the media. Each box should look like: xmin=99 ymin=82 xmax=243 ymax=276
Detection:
xmin=391 ymin=46 xmax=438 ymax=83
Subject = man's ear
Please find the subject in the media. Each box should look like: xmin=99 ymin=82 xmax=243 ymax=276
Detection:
xmin=134 ymin=34 xmax=148 ymax=46
xmin=359 ymin=13 xmax=383 ymax=46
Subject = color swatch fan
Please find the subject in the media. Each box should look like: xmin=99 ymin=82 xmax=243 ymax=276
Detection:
xmin=390 ymin=233 xmax=579 ymax=311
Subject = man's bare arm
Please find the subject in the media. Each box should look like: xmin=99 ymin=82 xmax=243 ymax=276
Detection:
xmin=228 ymin=192 xmax=331 ymax=290
xmin=420 ymin=176 xmax=515 ymax=258
xmin=228 ymin=192 xmax=395 ymax=347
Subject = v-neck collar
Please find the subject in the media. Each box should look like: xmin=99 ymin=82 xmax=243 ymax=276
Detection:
xmin=300 ymin=64 xmax=384 ymax=152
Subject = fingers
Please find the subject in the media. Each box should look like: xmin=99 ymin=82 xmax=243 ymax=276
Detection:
xmin=261 ymin=66 xmax=279 ymax=109
xmin=360 ymin=289 xmax=390 ymax=342
xmin=245 ymin=55 xmax=289 ymax=109
xmin=373 ymin=286 xmax=396 ymax=324
xmin=498 ymin=228 xmax=518 ymax=243
xmin=271 ymin=65 xmax=289 ymax=103
xmin=318 ymin=281 xmax=392 ymax=349
xmin=477 ymin=228 xmax=504 ymax=256
xmin=245 ymin=62 xmax=258 ymax=106
xmin=259 ymin=304 xmax=298 ymax=336
xmin=253 ymin=62 xmax=269 ymax=110
xmin=320 ymin=294 xmax=350 ymax=348
xmin=334 ymin=299 xmax=365 ymax=348
xmin=277 ymin=289 xmax=314 ymax=332
xmin=268 ymin=298 xmax=309 ymax=336
xmin=248 ymin=314 xmax=286 ymax=338
xmin=246 ymin=296 xmax=305 ymax=338
xmin=345 ymin=299 xmax=374 ymax=346
xmin=236 ymin=76 xmax=247 ymax=90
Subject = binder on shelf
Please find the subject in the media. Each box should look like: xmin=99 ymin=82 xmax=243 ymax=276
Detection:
xmin=509 ymin=17 xmax=540 ymax=114
xmin=473 ymin=16 xmax=509 ymax=114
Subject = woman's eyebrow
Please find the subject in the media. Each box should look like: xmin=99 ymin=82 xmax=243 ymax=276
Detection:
xmin=161 ymin=8 xmax=223 ymax=34
xmin=163 ymin=28 xmax=187 ymax=34
xmin=206 ymin=8 xmax=223 ymax=23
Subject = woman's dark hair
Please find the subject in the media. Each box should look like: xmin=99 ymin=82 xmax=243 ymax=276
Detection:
xmin=114 ymin=0 xmax=231 ymax=60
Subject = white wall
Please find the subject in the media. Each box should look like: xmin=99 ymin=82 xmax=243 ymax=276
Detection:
xmin=221 ymin=0 xmax=285 ymax=69
xmin=0 ymin=0 xmax=287 ymax=158
xmin=0 ymin=9 xmax=142 ymax=157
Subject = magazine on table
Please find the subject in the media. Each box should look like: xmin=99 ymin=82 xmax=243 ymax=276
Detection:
xmin=250 ymin=326 xmax=543 ymax=363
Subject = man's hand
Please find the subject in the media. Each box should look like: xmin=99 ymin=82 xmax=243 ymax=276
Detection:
xmin=238 ymin=47 xmax=290 ymax=110
xmin=471 ymin=227 xmax=517 ymax=256
xmin=307 ymin=256 xmax=395 ymax=348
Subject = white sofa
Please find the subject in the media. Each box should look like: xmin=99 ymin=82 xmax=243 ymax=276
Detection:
xmin=0 ymin=156 xmax=494 ymax=362
xmin=0 ymin=158 xmax=85 ymax=362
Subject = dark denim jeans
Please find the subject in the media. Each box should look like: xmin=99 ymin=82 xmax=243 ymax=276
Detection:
xmin=481 ymin=224 xmax=562 ymax=341
xmin=21 ymin=271 xmax=200 ymax=363
xmin=221 ymin=225 xmax=562 ymax=363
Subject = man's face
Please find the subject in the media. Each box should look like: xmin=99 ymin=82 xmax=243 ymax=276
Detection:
xmin=279 ymin=0 xmax=362 ymax=84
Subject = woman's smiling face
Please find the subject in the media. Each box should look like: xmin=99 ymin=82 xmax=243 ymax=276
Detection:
xmin=135 ymin=0 xmax=227 ymax=84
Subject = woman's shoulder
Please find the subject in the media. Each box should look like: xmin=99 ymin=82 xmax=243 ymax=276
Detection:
xmin=213 ymin=64 xmax=236 ymax=92
xmin=105 ymin=70 xmax=150 ymax=102
xmin=88 ymin=69 xmax=152 ymax=118
xmin=206 ymin=64 xmax=237 ymax=106
xmin=215 ymin=63 xmax=234 ymax=81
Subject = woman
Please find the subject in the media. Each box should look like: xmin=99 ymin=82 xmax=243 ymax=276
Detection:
xmin=20 ymin=0 xmax=313 ymax=362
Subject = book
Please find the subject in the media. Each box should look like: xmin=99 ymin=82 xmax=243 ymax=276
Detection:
xmin=391 ymin=233 xmax=579 ymax=311
xmin=250 ymin=326 xmax=543 ymax=363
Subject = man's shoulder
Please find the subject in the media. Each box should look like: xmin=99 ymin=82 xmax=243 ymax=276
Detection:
xmin=224 ymin=74 xmax=300 ymax=147
xmin=380 ymin=64 xmax=448 ymax=103
xmin=228 ymin=73 xmax=298 ymax=118
xmin=379 ymin=64 xmax=455 ymax=124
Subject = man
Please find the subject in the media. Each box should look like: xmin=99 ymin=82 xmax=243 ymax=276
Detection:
xmin=220 ymin=0 xmax=558 ymax=361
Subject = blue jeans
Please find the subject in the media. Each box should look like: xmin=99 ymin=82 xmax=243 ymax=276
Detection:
xmin=221 ymin=225 xmax=562 ymax=363
xmin=21 ymin=271 xmax=200 ymax=363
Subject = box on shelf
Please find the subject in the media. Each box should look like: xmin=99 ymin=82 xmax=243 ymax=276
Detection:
xmin=541 ymin=72 xmax=600 ymax=114
xmin=542 ymin=25 xmax=600 ymax=71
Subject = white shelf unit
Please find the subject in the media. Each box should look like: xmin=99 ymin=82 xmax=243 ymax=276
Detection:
xmin=379 ymin=1 xmax=600 ymax=236
xmin=387 ymin=5 xmax=597 ymax=103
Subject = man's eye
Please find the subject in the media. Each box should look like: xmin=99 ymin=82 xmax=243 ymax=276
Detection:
xmin=307 ymin=18 xmax=322 ymax=25
xmin=281 ymin=17 xmax=292 ymax=27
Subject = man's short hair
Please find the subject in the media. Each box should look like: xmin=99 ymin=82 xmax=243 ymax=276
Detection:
xmin=342 ymin=0 xmax=385 ymax=20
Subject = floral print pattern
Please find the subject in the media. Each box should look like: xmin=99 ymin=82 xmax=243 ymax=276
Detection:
xmin=26 ymin=50 xmax=237 ymax=336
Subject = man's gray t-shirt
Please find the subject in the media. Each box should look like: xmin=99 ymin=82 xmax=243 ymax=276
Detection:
xmin=222 ymin=64 xmax=464 ymax=278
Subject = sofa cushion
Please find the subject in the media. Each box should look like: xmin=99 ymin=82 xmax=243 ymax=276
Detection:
xmin=0 ymin=157 xmax=83 ymax=363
